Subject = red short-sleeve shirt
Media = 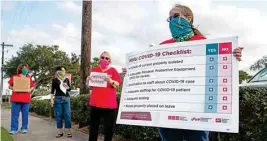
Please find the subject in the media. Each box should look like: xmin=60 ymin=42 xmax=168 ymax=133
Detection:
xmin=8 ymin=74 xmax=35 ymax=103
xmin=89 ymin=66 xmax=122 ymax=109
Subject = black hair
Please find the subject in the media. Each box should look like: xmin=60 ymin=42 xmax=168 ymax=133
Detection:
xmin=55 ymin=66 xmax=66 ymax=72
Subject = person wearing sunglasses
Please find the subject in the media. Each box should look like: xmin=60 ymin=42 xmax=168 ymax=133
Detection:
xmin=158 ymin=4 xmax=243 ymax=141
xmin=121 ymin=4 xmax=243 ymax=141
xmin=87 ymin=51 xmax=122 ymax=141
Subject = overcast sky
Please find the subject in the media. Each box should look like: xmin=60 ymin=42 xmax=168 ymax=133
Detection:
xmin=1 ymin=0 xmax=267 ymax=94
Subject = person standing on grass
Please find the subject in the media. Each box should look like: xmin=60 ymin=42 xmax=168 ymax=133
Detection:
xmin=86 ymin=51 xmax=122 ymax=141
xmin=122 ymin=4 xmax=243 ymax=141
xmin=50 ymin=66 xmax=72 ymax=138
xmin=8 ymin=64 xmax=34 ymax=134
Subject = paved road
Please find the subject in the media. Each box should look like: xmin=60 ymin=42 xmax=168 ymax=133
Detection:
xmin=1 ymin=108 xmax=88 ymax=141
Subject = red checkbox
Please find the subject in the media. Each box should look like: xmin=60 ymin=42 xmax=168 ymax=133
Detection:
xmin=223 ymin=88 xmax=227 ymax=92
xmin=223 ymin=79 xmax=227 ymax=83
xmin=223 ymin=106 xmax=227 ymax=110
xmin=168 ymin=116 xmax=172 ymax=120
xmin=172 ymin=116 xmax=175 ymax=120
xmin=223 ymin=65 xmax=227 ymax=69
xmin=176 ymin=116 xmax=180 ymax=120
xmin=223 ymin=96 xmax=227 ymax=100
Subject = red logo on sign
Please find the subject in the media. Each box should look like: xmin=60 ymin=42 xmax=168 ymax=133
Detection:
xmin=216 ymin=118 xmax=222 ymax=123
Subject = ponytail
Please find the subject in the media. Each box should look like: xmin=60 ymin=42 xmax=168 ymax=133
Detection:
xmin=192 ymin=28 xmax=203 ymax=36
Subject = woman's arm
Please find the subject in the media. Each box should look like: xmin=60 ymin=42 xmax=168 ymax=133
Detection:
xmin=51 ymin=79 xmax=56 ymax=95
xmin=8 ymin=76 xmax=13 ymax=90
xmin=109 ymin=68 xmax=122 ymax=89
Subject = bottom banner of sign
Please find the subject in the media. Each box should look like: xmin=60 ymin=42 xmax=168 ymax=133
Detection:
xmin=116 ymin=111 xmax=238 ymax=133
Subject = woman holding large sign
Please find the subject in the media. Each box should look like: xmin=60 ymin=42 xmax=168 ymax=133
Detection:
xmin=158 ymin=4 xmax=243 ymax=141
xmin=121 ymin=4 xmax=243 ymax=141
xmin=8 ymin=64 xmax=34 ymax=134
xmin=87 ymin=51 xmax=122 ymax=141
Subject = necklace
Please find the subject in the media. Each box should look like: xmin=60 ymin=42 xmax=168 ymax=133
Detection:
xmin=173 ymin=31 xmax=194 ymax=42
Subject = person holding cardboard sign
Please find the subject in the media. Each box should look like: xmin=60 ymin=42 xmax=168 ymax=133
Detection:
xmin=8 ymin=64 xmax=34 ymax=134
xmin=50 ymin=66 xmax=72 ymax=138
xmin=87 ymin=51 xmax=122 ymax=141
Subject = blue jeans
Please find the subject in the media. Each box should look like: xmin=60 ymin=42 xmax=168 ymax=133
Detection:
xmin=10 ymin=102 xmax=30 ymax=131
xmin=54 ymin=96 xmax=72 ymax=129
xmin=159 ymin=128 xmax=209 ymax=141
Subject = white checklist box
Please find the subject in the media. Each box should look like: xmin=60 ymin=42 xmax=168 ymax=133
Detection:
xmin=209 ymin=88 xmax=213 ymax=92
xmin=223 ymin=106 xmax=227 ymax=110
xmin=208 ymin=105 xmax=213 ymax=109
xmin=223 ymin=88 xmax=227 ymax=92
xmin=223 ymin=79 xmax=227 ymax=83
xmin=210 ymin=57 xmax=214 ymax=61
xmin=209 ymin=96 xmax=213 ymax=100
xmin=210 ymin=66 xmax=214 ymax=70
xmin=223 ymin=57 xmax=227 ymax=61
xmin=209 ymin=79 xmax=213 ymax=83
xmin=223 ymin=65 xmax=227 ymax=69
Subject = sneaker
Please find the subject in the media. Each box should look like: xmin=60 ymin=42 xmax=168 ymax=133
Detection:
xmin=9 ymin=130 xmax=18 ymax=135
xmin=21 ymin=129 xmax=27 ymax=134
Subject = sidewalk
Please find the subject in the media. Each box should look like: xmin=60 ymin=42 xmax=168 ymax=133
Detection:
xmin=1 ymin=108 xmax=88 ymax=141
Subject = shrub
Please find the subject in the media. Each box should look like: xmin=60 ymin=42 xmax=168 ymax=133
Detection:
xmin=30 ymin=87 xmax=267 ymax=141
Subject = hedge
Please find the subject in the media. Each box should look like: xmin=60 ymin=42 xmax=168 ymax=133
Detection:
xmin=29 ymin=87 xmax=267 ymax=141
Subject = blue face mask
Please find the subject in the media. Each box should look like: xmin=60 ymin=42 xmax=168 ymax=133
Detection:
xmin=169 ymin=17 xmax=194 ymax=42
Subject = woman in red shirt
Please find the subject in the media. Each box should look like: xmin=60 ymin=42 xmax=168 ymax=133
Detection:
xmin=122 ymin=4 xmax=243 ymax=141
xmin=87 ymin=51 xmax=122 ymax=141
xmin=8 ymin=64 xmax=34 ymax=134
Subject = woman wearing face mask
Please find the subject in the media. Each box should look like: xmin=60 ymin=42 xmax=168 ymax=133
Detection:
xmin=121 ymin=4 xmax=243 ymax=141
xmin=50 ymin=66 xmax=72 ymax=138
xmin=8 ymin=64 xmax=34 ymax=134
xmin=87 ymin=51 xmax=122 ymax=141
xmin=158 ymin=4 xmax=243 ymax=141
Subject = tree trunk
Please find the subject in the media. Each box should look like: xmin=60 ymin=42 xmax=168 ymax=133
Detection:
xmin=80 ymin=0 xmax=92 ymax=94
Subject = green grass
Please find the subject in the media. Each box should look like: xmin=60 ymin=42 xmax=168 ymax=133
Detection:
xmin=1 ymin=127 xmax=14 ymax=141
xmin=1 ymin=102 xmax=11 ymax=109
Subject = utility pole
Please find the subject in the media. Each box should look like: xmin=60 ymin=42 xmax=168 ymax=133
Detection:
xmin=80 ymin=0 xmax=92 ymax=94
xmin=1 ymin=42 xmax=13 ymax=104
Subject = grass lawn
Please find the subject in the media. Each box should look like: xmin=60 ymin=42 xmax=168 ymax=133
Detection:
xmin=1 ymin=102 xmax=11 ymax=109
xmin=1 ymin=127 xmax=14 ymax=141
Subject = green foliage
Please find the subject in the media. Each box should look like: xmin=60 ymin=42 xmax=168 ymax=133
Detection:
xmin=3 ymin=44 xmax=80 ymax=89
xmin=1 ymin=127 xmax=14 ymax=141
xmin=30 ymin=87 xmax=267 ymax=141
xmin=91 ymin=57 xmax=99 ymax=68
xmin=250 ymin=56 xmax=267 ymax=71
xmin=239 ymin=70 xmax=252 ymax=81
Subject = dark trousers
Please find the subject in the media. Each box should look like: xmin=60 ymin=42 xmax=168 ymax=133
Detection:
xmin=88 ymin=106 xmax=116 ymax=141
xmin=159 ymin=128 xmax=209 ymax=141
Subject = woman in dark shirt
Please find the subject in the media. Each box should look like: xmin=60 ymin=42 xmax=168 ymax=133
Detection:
xmin=50 ymin=66 xmax=72 ymax=138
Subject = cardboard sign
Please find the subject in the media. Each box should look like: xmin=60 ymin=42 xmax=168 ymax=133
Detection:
xmin=13 ymin=77 xmax=30 ymax=92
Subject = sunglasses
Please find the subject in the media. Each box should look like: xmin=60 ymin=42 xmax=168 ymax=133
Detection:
xmin=167 ymin=13 xmax=181 ymax=22
xmin=101 ymin=56 xmax=110 ymax=61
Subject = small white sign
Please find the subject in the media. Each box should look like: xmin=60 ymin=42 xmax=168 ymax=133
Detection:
xmin=89 ymin=72 xmax=108 ymax=87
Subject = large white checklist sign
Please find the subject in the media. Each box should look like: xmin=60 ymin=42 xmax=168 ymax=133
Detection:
xmin=116 ymin=36 xmax=239 ymax=133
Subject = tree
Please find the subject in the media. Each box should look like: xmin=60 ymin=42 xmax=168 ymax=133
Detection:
xmin=250 ymin=56 xmax=267 ymax=71
xmin=239 ymin=70 xmax=252 ymax=82
xmin=3 ymin=44 xmax=80 ymax=90
xmin=90 ymin=57 xmax=99 ymax=68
